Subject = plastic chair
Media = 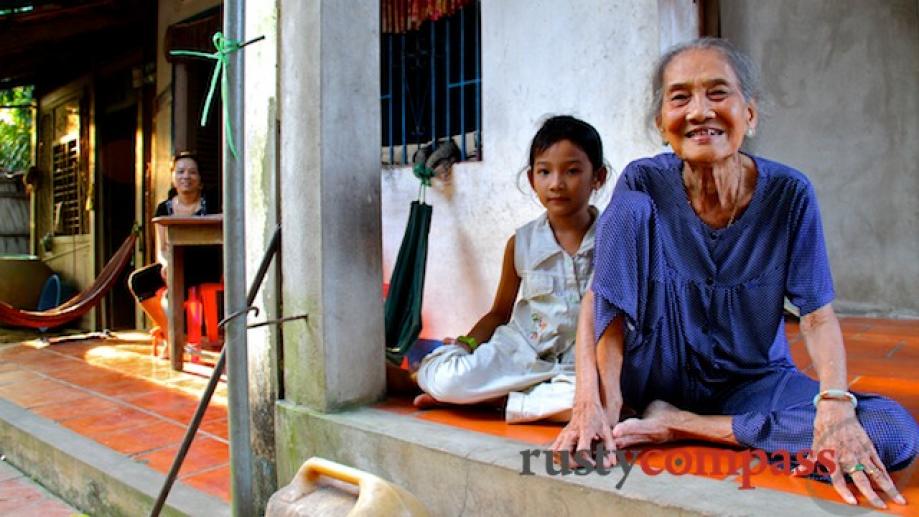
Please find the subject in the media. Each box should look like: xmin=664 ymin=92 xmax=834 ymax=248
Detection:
xmin=36 ymin=274 xmax=62 ymax=332
xmin=37 ymin=274 xmax=62 ymax=312
xmin=185 ymin=286 xmax=203 ymax=345
xmin=198 ymin=282 xmax=224 ymax=344
xmin=184 ymin=282 xmax=223 ymax=347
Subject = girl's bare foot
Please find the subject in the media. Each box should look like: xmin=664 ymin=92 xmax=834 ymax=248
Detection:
xmin=412 ymin=393 xmax=507 ymax=411
xmin=413 ymin=393 xmax=440 ymax=409
xmin=612 ymin=399 xmax=682 ymax=448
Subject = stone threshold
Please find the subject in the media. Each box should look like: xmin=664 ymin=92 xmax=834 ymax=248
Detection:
xmin=275 ymin=402 xmax=883 ymax=516
xmin=0 ymin=398 xmax=229 ymax=517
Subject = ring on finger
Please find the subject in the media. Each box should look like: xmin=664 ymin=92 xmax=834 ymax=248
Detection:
xmin=845 ymin=463 xmax=867 ymax=475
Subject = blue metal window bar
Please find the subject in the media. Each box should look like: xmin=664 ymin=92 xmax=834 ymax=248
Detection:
xmin=381 ymin=1 xmax=481 ymax=165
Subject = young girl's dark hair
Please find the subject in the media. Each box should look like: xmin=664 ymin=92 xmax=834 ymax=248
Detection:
xmin=527 ymin=115 xmax=604 ymax=172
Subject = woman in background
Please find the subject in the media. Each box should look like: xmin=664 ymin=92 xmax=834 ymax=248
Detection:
xmin=127 ymin=151 xmax=221 ymax=357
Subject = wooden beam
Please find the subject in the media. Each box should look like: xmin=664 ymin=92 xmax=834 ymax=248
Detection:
xmin=0 ymin=10 xmax=142 ymax=57
xmin=0 ymin=8 xmax=146 ymax=86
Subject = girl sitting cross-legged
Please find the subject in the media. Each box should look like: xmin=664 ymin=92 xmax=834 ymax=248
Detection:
xmin=414 ymin=115 xmax=608 ymax=423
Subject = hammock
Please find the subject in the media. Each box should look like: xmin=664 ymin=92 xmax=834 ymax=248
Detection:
xmin=0 ymin=233 xmax=137 ymax=329
xmin=384 ymin=200 xmax=432 ymax=364
xmin=384 ymin=140 xmax=458 ymax=364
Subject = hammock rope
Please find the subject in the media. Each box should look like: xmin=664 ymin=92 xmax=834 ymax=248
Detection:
xmin=0 ymin=233 xmax=137 ymax=329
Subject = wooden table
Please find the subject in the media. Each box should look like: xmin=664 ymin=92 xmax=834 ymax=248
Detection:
xmin=152 ymin=214 xmax=223 ymax=371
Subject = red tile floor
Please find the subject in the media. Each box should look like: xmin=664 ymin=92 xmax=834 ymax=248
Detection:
xmin=1 ymin=317 xmax=917 ymax=514
xmin=378 ymin=317 xmax=919 ymax=515
xmin=0 ymin=333 xmax=230 ymax=502
xmin=0 ymin=459 xmax=79 ymax=516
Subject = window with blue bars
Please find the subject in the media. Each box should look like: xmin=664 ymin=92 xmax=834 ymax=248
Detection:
xmin=381 ymin=1 xmax=481 ymax=165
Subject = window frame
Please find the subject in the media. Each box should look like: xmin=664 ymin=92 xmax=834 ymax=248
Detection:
xmin=380 ymin=0 xmax=482 ymax=166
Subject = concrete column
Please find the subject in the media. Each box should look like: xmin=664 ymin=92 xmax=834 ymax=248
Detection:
xmin=278 ymin=0 xmax=384 ymax=412
xmin=243 ymin=0 xmax=280 ymax=510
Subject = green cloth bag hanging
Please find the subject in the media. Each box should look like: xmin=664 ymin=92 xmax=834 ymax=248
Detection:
xmin=385 ymin=200 xmax=433 ymax=364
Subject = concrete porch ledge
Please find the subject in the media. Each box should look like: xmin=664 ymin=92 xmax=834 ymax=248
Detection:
xmin=0 ymin=398 xmax=229 ymax=517
xmin=276 ymin=402 xmax=880 ymax=516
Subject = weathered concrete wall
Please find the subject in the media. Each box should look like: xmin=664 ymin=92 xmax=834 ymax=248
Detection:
xmin=274 ymin=403 xmax=851 ymax=516
xmin=722 ymin=0 xmax=919 ymax=317
xmin=279 ymin=0 xmax=385 ymax=411
xmin=381 ymin=0 xmax=666 ymax=339
xmin=243 ymin=0 xmax=280 ymax=510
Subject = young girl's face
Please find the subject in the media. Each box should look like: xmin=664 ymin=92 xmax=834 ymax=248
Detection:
xmin=528 ymin=139 xmax=599 ymax=218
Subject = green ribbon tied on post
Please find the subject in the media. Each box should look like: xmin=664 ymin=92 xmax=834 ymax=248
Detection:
xmin=169 ymin=32 xmax=265 ymax=159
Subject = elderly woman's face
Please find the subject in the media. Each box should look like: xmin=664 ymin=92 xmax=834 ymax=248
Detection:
xmin=172 ymin=157 xmax=202 ymax=196
xmin=657 ymin=48 xmax=757 ymax=165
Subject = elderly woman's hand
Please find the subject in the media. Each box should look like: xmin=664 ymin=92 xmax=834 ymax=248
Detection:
xmin=809 ymin=400 xmax=906 ymax=509
xmin=551 ymin=399 xmax=618 ymax=468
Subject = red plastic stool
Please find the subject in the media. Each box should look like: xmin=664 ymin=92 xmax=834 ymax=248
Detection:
xmin=198 ymin=282 xmax=224 ymax=344
xmin=185 ymin=286 xmax=203 ymax=346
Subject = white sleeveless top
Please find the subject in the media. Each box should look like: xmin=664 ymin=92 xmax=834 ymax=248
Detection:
xmin=487 ymin=208 xmax=597 ymax=370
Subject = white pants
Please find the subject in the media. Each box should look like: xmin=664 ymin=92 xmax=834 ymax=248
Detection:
xmin=416 ymin=342 xmax=575 ymax=423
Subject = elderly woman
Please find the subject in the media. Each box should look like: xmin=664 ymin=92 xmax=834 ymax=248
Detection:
xmin=127 ymin=151 xmax=221 ymax=356
xmin=552 ymin=38 xmax=918 ymax=509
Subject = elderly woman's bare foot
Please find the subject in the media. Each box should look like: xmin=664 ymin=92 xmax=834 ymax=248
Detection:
xmin=611 ymin=400 xmax=682 ymax=448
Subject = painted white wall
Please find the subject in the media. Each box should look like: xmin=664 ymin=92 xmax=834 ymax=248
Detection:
xmin=381 ymin=0 xmax=670 ymax=339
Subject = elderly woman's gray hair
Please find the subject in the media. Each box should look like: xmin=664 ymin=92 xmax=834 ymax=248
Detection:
xmin=646 ymin=37 xmax=762 ymax=131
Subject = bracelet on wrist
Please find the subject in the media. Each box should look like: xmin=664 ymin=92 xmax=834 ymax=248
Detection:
xmin=812 ymin=389 xmax=858 ymax=409
xmin=456 ymin=335 xmax=479 ymax=351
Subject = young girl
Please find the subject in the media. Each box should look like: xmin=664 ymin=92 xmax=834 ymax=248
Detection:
xmin=414 ymin=115 xmax=608 ymax=423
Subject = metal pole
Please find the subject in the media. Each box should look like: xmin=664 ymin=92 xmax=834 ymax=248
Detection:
xmin=148 ymin=227 xmax=281 ymax=517
xmin=224 ymin=1 xmax=254 ymax=515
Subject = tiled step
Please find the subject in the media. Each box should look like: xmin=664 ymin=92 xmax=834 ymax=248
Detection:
xmin=0 ymin=336 xmax=230 ymax=516
xmin=0 ymin=338 xmax=231 ymax=502
xmin=0 ymin=459 xmax=79 ymax=516
xmin=0 ymin=398 xmax=229 ymax=517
